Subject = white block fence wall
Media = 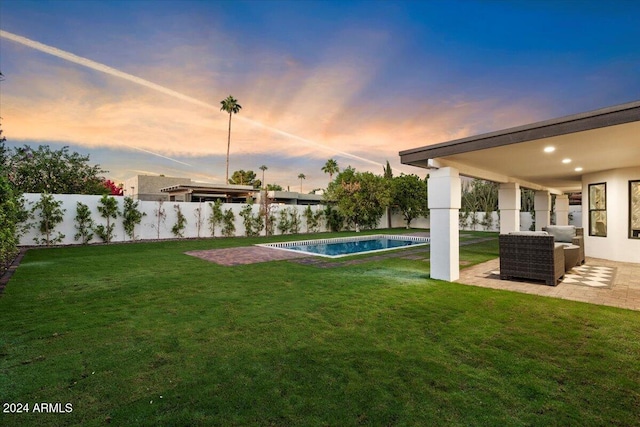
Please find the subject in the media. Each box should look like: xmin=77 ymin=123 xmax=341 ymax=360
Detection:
xmin=18 ymin=193 xmax=581 ymax=246
xmin=19 ymin=194 xmax=331 ymax=246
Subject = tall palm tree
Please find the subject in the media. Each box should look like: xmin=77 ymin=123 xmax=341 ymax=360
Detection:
xmin=259 ymin=165 xmax=268 ymax=189
xmin=220 ymin=95 xmax=242 ymax=184
xmin=298 ymin=173 xmax=306 ymax=193
xmin=321 ymin=159 xmax=339 ymax=183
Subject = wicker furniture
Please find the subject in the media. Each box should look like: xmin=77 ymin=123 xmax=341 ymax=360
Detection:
xmin=562 ymin=245 xmax=580 ymax=271
xmin=543 ymin=226 xmax=585 ymax=265
xmin=499 ymin=232 xmax=565 ymax=286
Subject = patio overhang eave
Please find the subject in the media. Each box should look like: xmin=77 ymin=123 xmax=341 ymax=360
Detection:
xmin=399 ymin=100 xmax=640 ymax=193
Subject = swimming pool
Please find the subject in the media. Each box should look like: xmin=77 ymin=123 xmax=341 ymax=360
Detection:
xmin=258 ymin=234 xmax=430 ymax=258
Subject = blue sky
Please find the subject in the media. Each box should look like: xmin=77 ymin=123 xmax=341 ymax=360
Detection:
xmin=1 ymin=0 xmax=639 ymax=191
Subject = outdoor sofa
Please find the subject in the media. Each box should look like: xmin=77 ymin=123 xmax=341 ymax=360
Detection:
xmin=499 ymin=232 xmax=565 ymax=286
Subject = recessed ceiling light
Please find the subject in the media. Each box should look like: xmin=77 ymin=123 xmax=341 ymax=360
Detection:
xmin=575 ymin=167 xmax=583 ymax=172
xmin=544 ymin=146 xmax=555 ymax=153
xmin=562 ymin=158 xmax=572 ymax=164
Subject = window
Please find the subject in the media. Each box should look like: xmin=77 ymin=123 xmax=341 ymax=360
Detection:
xmin=589 ymin=183 xmax=607 ymax=237
xmin=630 ymin=180 xmax=640 ymax=239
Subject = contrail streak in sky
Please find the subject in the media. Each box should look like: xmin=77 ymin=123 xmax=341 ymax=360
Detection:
xmin=0 ymin=29 xmax=385 ymax=169
xmin=130 ymin=146 xmax=193 ymax=167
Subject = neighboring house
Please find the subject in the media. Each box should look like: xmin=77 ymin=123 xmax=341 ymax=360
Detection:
xmin=260 ymin=191 xmax=324 ymax=206
xmin=399 ymin=100 xmax=640 ymax=281
xmin=161 ymin=182 xmax=256 ymax=203
xmin=123 ymin=175 xmax=192 ymax=201
xmin=123 ymin=174 xmax=325 ymax=205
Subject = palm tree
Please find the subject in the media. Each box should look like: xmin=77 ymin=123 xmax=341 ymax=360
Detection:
xmin=321 ymin=158 xmax=339 ymax=183
xmin=298 ymin=173 xmax=306 ymax=193
xmin=220 ymin=95 xmax=242 ymax=184
xmin=259 ymin=165 xmax=268 ymax=189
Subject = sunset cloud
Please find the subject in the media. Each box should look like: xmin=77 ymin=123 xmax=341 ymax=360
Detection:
xmin=1 ymin=2 xmax=638 ymax=189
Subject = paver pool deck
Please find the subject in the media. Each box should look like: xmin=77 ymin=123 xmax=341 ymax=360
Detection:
xmin=457 ymin=257 xmax=640 ymax=312
xmin=185 ymin=246 xmax=310 ymax=266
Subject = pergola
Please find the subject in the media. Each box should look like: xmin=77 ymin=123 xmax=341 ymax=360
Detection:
xmin=399 ymin=101 xmax=640 ymax=281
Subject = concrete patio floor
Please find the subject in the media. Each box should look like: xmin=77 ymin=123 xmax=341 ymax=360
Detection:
xmin=457 ymin=257 xmax=640 ymax=311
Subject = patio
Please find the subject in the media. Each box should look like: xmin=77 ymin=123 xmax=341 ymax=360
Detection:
xmin=457 ymin=256 xmax=640 ymax=311
xmin=400 ymin=100 xmax=640 ymax=283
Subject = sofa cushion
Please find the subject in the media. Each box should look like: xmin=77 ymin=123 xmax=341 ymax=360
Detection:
xmin=508 ymin=231 xmax=549 ymax=236
xmin=545 ymin=226 xmax=576 ymax=243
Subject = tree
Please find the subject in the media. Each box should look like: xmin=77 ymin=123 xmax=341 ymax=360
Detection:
xmin=298 ymin=173 xmax=306 ymax=193
xmin=323 ymin=204 xmax=344 ymax=232
xmin=229 ymin=169 xmax=260 ymax=188
xmin=220 ymin=95 xmax=242 ymax=184
xmin=122 ymin=197 xmax=145 ymax=241
xmin=383 ymin=160 xmax=394 ymax=228
xmin=383 ymin=160 xmax=393 ymax=179
xmin=1 ymin=116 xmax=29 ymax=269
xmin=74 ymin=202 xmax=95 ymax=244
xmin=95 ymin=195 xmax=119 ymax=243
xmin=266 ymin=183 xmax=283 ymax=191
xmin=171 ymin=204 xmax=187 ymax=238
xmin=221 ymin=208 xmax=236 ymax=237
xmin=260 ymin=190 xmax=276 ymax=237
xmin=6 ymin=145 xmax=107 ymax=194
xmin=304 ymin=205 xmax=323 ymax=233
xmin=325 ymin=168 xmax=391 ymax=231
xmin=391 ymin=174 xmax=428 ymax=229
xmin=208 ymin=199 xmax=224 ymax=237
xmin=32 ymin=193 xmax=66 ymax=246
xmin=460 ymin=179 xmax=499 ymax=231
xmin=259 ymin=165 xmax=268 ymax=189
xmin=321 ymin=159 xmax=339 ymax=183
xmin=193 ymin=202 xmax=204 ymax=238
xmin=152 ymin=200 xmax=167 ymax=239
xmin=239 ymin=202 xmax=263 ymax=237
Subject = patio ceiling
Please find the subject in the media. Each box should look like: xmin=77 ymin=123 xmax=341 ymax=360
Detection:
xmin=399 ymin=101 xmax=640 ymax=193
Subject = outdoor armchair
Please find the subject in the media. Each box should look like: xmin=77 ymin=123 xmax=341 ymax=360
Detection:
xmin=499 ymin=232 xmax=565 ymax=286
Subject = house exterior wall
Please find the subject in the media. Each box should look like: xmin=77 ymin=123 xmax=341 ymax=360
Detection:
xmin=582 ymin=167 xmax=640 ymax=263
xmin=122 ymin=175 xmax=192 ymax=201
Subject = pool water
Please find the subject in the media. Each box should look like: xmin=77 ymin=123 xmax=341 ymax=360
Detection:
xmin=258 ymin=235 xmax=430 ymax=258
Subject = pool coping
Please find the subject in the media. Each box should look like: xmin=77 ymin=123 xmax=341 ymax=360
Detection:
xmin=256 ymin=234 xmax=431 ymax=258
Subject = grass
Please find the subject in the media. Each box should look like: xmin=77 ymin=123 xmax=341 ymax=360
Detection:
xmin=1 ymin=230 xmax=639 ymax=426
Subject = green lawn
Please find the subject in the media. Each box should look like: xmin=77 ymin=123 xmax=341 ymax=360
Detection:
xmin=1 ymin=230 xmax=639 ymax=426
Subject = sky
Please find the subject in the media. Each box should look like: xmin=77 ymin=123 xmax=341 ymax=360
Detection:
xmin=1 ymin=0 xmax=639 ymax=192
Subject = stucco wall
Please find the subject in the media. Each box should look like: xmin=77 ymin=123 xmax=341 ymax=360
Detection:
xmin=122 ymin=175 xmax=192 ymax=201
xmin=21 ymin=194 xmax=432 ymax=246
xmin=582 ymin=167 xmax=640 ymax=263
xmin=19 ymin=194 xmax=330 ymax=245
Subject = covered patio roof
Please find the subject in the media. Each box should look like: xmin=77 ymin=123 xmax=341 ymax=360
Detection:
xmin=400 ymin=100 xmax=640 ymax=193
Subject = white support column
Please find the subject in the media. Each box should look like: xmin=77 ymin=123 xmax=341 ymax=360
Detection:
xmin=428 ymin=167 xmax=461 ymax=282
xmin=498 ymin=182 xmax=521 ymax=233
xmin=534 ymin=190 xmax=551 ymax=231
xmin=555 ymin=194 xmax=569 ymax=226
